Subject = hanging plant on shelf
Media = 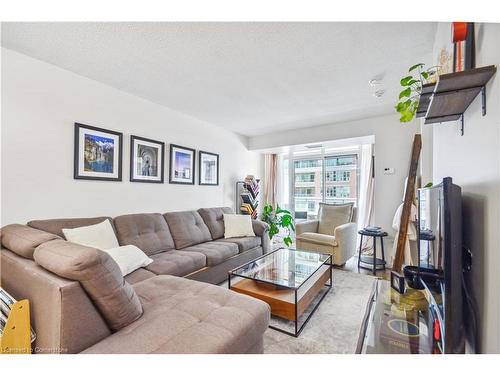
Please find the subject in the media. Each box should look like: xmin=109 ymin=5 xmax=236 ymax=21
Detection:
xmin=395 ymin=63 xmax=438 ymax=123
xmin=261 ymin=204 xmax=295 ymax=247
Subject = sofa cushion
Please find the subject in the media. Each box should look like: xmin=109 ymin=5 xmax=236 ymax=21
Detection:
xmin=223 ymin=214 xmax=256 ymax=238
xmin=181 ymin=241 xmax=238 ymax=266
xmin=317 ymin=203 xmax=354 ymax=236
xmin=145 ymin=250 xmax=207 ymax=276
xmin=124 ymin=268 xmax=156 ymax=285
xmin=296 ymin=232 xmax=338 ymax=247
xmin=163 ymin=211 xmax=212 ymax=249
xmin=1 ymin=224 xmax=60 ymax=259
xmin=198 ymin=207 xmax=233 ymax=240
xmin=81 ymin=275 xmax=270 ymax=354
xmin=33 ymin=239 xmax=143 ymax=331
xmin=113 ymin=213 xmax=175 ymax=255
xmin=217 ymin=236 xmax=261 ymax=253
xmin=28 ymin=217 xmax=114 ymax=237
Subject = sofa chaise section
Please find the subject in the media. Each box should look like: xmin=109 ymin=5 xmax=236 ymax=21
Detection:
xmin=82 ymin=275 xmax=270 ymax=354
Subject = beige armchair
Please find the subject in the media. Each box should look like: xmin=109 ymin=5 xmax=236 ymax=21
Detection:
xmin=296 ymin=203 xmax=357 ymax=266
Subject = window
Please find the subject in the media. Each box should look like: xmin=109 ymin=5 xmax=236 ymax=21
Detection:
xmin=325 ymin=156 xmax=356 ymax=167
xmin=287 ymin=151 xmax=359 ymax=220
xmin=326 ymin=186 xmax=350 ymax=198
xmin=307 ymin=201 xmax=316 ymax=211
xmin=294 ymin=160 xmax=321 ymax=169
xmin=326 ymin=170 xmax=350 ymax=182
xmin=295 ymin=187 xmax=315 ymax=197
xmin=295 ymin=173 xmax=315 ymax=182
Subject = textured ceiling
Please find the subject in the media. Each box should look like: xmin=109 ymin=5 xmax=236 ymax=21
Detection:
xmin=1 ymin=22 xmax=436 ymax=136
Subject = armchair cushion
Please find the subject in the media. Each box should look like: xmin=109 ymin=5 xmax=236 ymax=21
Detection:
xmin=296 ymin=220 xmax=319 ymax=236
xmin=296 ymin=232 xmax=337 ymax=247
xmin=317 ymin=203 xmax=354 ymax=236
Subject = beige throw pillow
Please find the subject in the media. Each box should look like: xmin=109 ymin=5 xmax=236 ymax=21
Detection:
xmin=62 ymin=219 xmax=119 ymax=250
xmin=223 ymin=214 xmax=256 ymax=238
xmin=317 ymin=203 xmax=354 ymax=236
xmin=103 ymin=245 xmax=153 ymax=276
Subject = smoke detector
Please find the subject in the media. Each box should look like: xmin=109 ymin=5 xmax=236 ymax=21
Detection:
xmin=369 ymin=78 xmax=383 ymax=86
xmin=373 ymin=89 xmax=386 ymax=98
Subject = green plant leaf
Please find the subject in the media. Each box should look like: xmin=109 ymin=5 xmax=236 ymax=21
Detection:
xmin=400 ymin=76 xmax=413 ymax=86
xmin=421 ymin=71 xmax=429 ymax=80
xmin=283 ymin=236 xmax=293 ymax=248
xmin=409 ymin=63 xmax=424 ymax=72
xmin=399 ymin=87 xmax=411 ymax=99
xmin=424 ymin=182 xmax=433 ymax=188
xmin=275 ymin=206 xmax=291 ymax=215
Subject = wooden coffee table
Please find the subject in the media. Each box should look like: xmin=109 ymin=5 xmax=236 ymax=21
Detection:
xmin=228 ymin=248 xmax=332 ymax=337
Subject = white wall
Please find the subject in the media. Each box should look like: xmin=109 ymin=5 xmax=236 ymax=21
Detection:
xmin=249 ymin=113 xmax=420 ymax=260
xmin=431 ymin=23 xmax=500 ymax=353
xmin=1 ymin=48 xmax=263 ymax=225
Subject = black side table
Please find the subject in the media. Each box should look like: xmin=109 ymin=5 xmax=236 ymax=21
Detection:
xmin=357 ymin=229 xmax=388 ymax=275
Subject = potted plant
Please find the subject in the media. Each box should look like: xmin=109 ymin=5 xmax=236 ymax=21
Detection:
xmin=395 ymin=63 xmax=437 ymax=123
xmin=261 ymin=204 xmax=295 ymax=248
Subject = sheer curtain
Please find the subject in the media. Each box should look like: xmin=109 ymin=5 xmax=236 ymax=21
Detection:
xmin=263 ymin=154 xmax=278 ymax=207
xmin=357 ymin=143 xmax=375 ymax=250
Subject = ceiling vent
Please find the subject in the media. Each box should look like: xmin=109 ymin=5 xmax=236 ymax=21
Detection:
xmin=304 ymin=144 xmax=323 ymax=149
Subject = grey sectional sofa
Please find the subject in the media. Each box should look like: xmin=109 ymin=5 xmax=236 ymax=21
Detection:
xmin=0 ymin=207 xmax=271 ymax=354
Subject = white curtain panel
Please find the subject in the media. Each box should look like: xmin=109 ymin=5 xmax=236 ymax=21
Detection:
xmin=263 ymin=154 xmax=278 ymax=207
xmin=357 ymin=144 xmax=375 ymax=251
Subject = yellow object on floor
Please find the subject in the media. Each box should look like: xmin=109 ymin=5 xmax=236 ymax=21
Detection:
xmin=0 ymin=299 xmax=32 ymax=354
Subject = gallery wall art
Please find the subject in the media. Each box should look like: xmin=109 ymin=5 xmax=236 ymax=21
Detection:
xmin=74 ymin=122 xmax=123 ymax=181
xmin=130 ymin=135 xmax=165 ymax=183
xmin=199 ymin=151 xmax=219 ymax=186
xmin=169 ymin=144 xmax=195 ymax=184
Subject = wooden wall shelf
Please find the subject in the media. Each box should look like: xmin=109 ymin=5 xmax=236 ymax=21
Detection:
xmin=416 ymin=65 xmax=496 ymax=135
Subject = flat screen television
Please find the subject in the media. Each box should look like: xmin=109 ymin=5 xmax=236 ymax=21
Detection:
xmin=417 ymin=177 xmax=465 ymax=354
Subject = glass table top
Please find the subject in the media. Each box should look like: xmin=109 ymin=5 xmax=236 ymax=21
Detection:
xmin=230 ymin=248 xmax=331 ymax=289
xmin=361 ymin=280 xmax=442 ymax=354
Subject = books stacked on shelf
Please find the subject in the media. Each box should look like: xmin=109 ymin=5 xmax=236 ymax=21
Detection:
xmin=244 ymin=175 xmax=260 ymax=199
xmin=239 ymin=175 xmax=259 ymax=219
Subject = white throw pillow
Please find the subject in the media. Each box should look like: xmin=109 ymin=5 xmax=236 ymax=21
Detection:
xmin=62 ymin=219 xmax=119 ymax=250
xmin=223 ymin=214 xmax=256 ymax=238
xmin=102 ymin=245 xmax=153 ymax=276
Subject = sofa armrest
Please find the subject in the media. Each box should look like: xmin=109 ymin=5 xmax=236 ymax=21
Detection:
xmin=252 ymin=220 xmax=271 ymax=253
xmin=334 ymin=222 xmax=358 ymax=257
xmin=296 ymin=220 xmax=319 ymax=236
xmin=252 ymin=220 xmax=269 ymax=237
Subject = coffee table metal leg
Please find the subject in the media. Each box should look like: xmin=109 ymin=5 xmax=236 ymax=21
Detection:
xmin=294 ymin=290 xmax=298 ymax=336
xmin=358 ymin=234 xmax=363 ymax=269
xmin=268 ymin=258 xmax=333 ymax=337
xmin=380 ymin=237 xmax=386 ymax=271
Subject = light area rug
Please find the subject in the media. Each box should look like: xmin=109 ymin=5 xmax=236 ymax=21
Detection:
xmin=263 ymin=269 xmax=376 ymax=354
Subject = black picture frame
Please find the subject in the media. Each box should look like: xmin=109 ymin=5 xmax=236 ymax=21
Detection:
xmin=130 ymin=135 xmax=165 ymax=183
xmin=74 ymin=122 xmax=123 ymax=181
xmin=198 ymin=150 xmax=219 ymax=186
xmin=169 ymin=144 xmax=196 ymax=185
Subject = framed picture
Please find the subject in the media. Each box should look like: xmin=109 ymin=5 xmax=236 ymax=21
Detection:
xmin=169 ymin=144 xmax=195 ymax=184
xmin=130 ymin=135 xmax=165 ymax=183
xmin=199 ymin=151 xmax=219 ymax=186
xmin=74 ymin=123 xmax=122 ymax=181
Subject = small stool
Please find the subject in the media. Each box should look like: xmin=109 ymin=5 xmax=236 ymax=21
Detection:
xmin=357 ymin=229 xmax=388 ymax=275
